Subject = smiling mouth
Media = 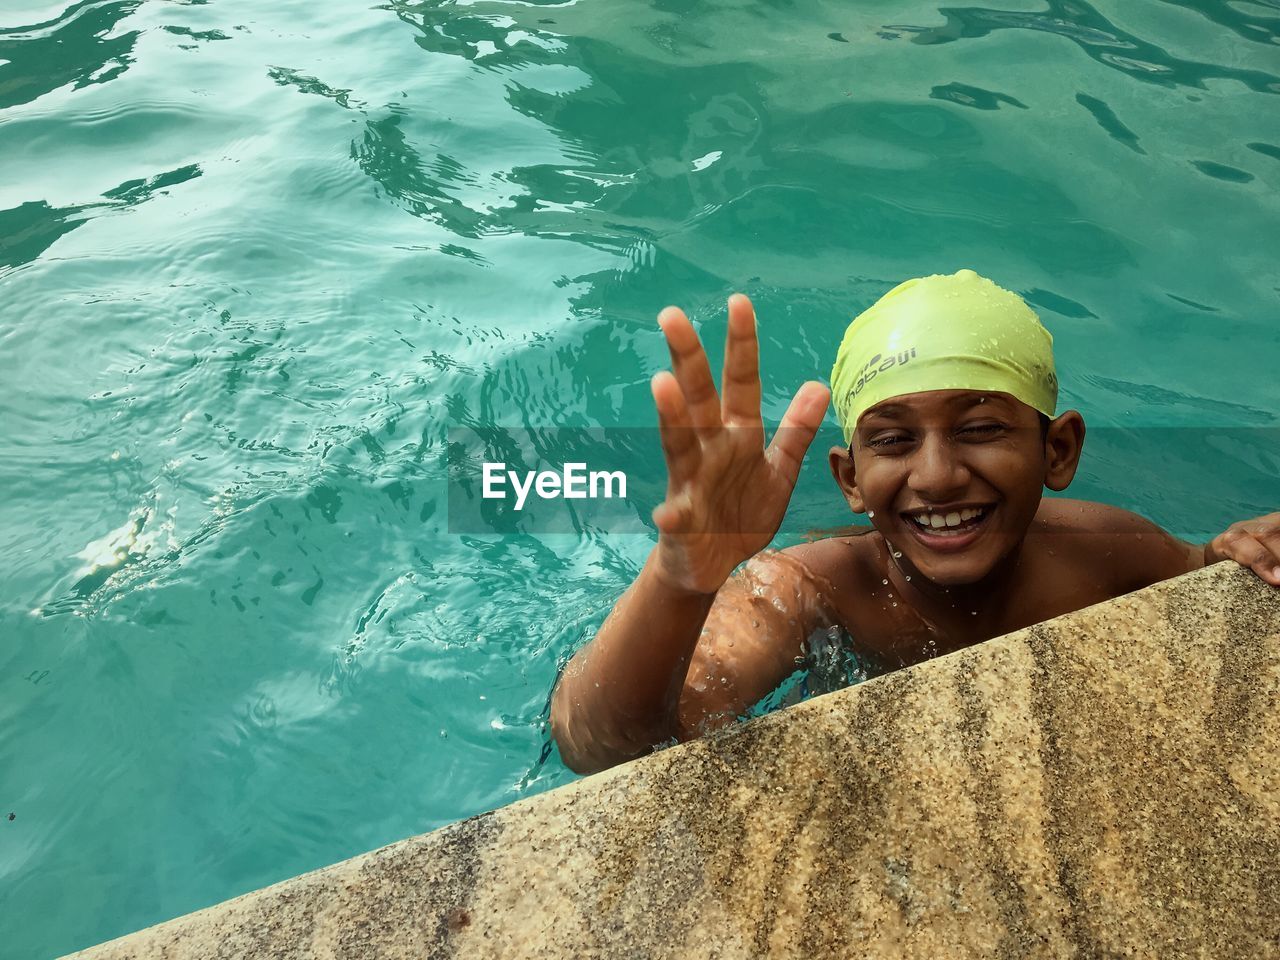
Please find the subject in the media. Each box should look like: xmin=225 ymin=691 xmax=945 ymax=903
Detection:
xmin=900 ymin=505 xmax=995 ymax=548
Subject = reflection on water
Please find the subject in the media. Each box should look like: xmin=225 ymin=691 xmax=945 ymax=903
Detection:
xmin=0 ymin=1 xmax=144 ymax=111
xmin=889 ymin=0 xmax=1280 ymax=92
xmin=0 ymin=163 xmax=200 ymax=268
xmin=3 ymin=1 xmax=1280 ymax=958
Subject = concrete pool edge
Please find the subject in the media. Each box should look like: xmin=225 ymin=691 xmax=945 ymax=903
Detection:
xmin=66 ymin=562 xmax=1280 ymax=959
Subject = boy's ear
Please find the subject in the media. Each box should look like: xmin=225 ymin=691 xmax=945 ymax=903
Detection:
xmin=1043 ymin=410 xmax=1086 ymax=491
xmin=828 ymin=445 xmax=866 ymax=513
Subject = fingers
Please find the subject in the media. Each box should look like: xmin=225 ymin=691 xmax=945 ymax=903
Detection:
xmin=1261 ymin=521 xmax=1280 ymax=584
xmin=766 ymin=381 xmax=831 ymax=486
xmin=658 ymin=306 xmax=722 ymax=434
xmin=1216 ymin=525 xmax=1280 ymax=586
xmin=720 ymin=294 xmax=763 ymax=429
xmin=651 ymin=371 xmax=700 ymax=491
xmin=652 ymin=492 xmax=692 ymax=535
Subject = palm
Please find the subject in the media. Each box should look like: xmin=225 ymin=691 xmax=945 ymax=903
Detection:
xmin=650 ymin=294 xmax=830 ymax=594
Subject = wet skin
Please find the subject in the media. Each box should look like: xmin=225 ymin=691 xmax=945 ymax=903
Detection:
xmin=550 ymin=294 xmax=1280 ymax=775
xmin=836 ymin=390 xmax=1075 ymax=592
xmin=671 ymin=393 xmax=1202 ymax=735
xmin=816 ymin=389 xmax=1141 ymax=658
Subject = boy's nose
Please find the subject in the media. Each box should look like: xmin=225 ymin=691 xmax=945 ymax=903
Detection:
xmin=906 ymin=434 xmax=970 ymax=502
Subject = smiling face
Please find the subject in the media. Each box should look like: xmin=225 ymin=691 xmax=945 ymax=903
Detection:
xmin=829 ymin=390 xmax=1084 ymax=587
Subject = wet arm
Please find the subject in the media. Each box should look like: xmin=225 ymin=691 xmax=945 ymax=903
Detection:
xmin=550 ymin=550 xmax=826 ymax=775
xmin=674 ymin=551 xmax=831 ymax=738
xmin=550 ymin=555 xmax=715 ymax=775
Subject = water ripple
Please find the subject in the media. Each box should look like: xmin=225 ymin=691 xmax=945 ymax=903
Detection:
xmin=0 ymin=163 xmax=200 ymax=272
xmin=0 ymin=0 xmax=143 ymax=110
xmin=886 ymin=0 xmax=1280 ymax=94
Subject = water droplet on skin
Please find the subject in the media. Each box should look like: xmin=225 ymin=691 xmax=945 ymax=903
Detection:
xmin=867 ymin=510 xmax=875 ymax=519
xmin=882 ymin=579 xmax=889 ymax=585
xmin=905 ymin=575 xmax=911 ymax=581
xmin=892 ymin=551 xmax=902 ymax=559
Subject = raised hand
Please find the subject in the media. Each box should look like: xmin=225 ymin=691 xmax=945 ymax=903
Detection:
xmin=1206 ymin=512 xmax=1280 ymax=586
xmin=649 ymin=294 xmax=830 ymax=595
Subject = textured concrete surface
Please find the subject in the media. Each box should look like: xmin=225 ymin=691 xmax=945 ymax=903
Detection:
xmin=67 ymin=562 xmax=1280 ymax=959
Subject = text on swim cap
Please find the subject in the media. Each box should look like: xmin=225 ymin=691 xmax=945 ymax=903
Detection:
xmin=848 ymin=348 xmax=917 ymax=401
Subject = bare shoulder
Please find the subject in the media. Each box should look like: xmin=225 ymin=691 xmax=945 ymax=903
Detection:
xmin=1035 ymin=497 xmax=1156 ymax=532
xmin=1033 ymin=497 xmax=1186 ymax=541
xmin=779 ymin=527 xmax=882 ymax=593
xmin=1032 ymin=498 xmax=1203 ymax=591
xmin=674 ymin=532 xmax=876 ymax=739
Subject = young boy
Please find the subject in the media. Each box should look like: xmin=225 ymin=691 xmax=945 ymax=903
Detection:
xmin=550 ymin=269 xmax=1280 ymax=775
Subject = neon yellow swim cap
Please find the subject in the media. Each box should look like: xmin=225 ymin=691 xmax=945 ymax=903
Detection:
xmin=830 ymin=269 xmax=1058 ymax=445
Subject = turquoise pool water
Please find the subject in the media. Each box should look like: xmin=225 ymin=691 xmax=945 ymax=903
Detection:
xmin=2 ymin=1 xmax=1278 ymax=956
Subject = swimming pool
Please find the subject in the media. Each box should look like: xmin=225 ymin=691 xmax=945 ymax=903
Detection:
xmin=1 ymin=1 xmax=1277 ymax=956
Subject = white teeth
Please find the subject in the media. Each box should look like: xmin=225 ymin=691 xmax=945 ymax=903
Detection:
xmin=909 ymin=507 xmax=988 ymax=532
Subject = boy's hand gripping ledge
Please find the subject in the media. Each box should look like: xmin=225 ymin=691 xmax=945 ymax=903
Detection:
xmin=1205 ymin=512 xmax=1280 ymax=587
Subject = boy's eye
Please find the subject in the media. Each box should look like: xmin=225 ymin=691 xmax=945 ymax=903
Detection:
xmin=866 ymin=433 xmax=911 ymax=450
xmin=956 ymin=422 xmax=1005 ymax=439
